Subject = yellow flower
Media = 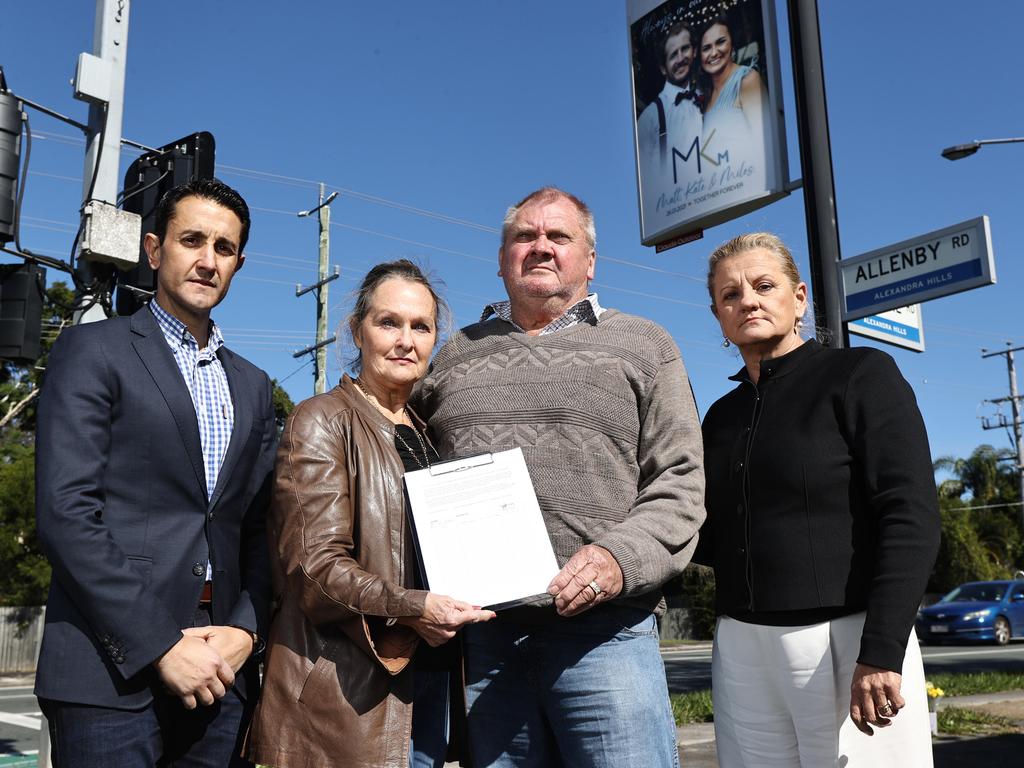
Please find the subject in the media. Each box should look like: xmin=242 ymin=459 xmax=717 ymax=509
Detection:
xmin=925 ymin=681 xmax=944 ymax=699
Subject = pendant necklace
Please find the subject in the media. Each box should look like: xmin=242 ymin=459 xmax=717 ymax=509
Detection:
xmin=354 ymin=377 xmax=438 ymax=468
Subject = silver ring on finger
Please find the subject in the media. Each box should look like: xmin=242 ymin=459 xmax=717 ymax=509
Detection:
xmin=588 ymin=580 xmax=603 ymax=598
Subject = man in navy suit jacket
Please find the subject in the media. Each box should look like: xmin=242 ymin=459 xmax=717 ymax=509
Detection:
xmin=34 ymin=178 xmax=277 ymax=767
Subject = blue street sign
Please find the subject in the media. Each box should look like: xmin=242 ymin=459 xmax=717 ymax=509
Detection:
xmin=839 ymin=217 xmax=995 ymax=322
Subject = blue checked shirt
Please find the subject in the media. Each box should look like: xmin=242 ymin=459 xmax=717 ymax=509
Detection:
xmin=149 ymin=300 xmax=234 ymax=501
xmin=481 ymin=293 xmax=604 ymax=334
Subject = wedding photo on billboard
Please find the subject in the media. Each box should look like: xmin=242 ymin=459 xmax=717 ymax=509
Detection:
xmin=628 ymin=0 xmax=789 ymax=246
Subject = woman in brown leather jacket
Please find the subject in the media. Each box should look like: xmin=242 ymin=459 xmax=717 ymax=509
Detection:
xmin=247 ymin=260 xmax=494 ymax=768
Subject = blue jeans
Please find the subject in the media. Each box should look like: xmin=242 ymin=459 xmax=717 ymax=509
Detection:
xmin=410 ymin=668 xmax=450 ymax=768
xmin=462 ymin=605 xmax=679 ymax=768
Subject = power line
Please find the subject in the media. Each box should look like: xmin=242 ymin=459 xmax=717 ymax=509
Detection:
xmin=931 ymin=323 xmax=1021 ymax=343
xmin=330 ymin=221 xmax=494 ymax=264
xmin=19 ymin=221 xmax=77 ymax=234
xmin=246 ymin=249 xmax=317 ymax=266
xmin=15 ymin=131 xmax=743 ymax=292
xmin=591 ymin=281 xmax=708 ymax=308
xmin=234 ymin=275 xmax=299 ymax=287
xmin=21 ymin=214 xmax=78 ymax=228
xmin=17 ymin=130 xmax=1017 ymax=342
xmin=278 ymin=357 xmax=315 ymax=384
xmin=250 ymin=203 xmax=704 ymax=281
xmin=600 ymin=255 xmax=704 ymax=283
xmin=224 ymin=166 xmax=497 ymax=233
xmin=28 ymin=170 xmax=82 ymax=183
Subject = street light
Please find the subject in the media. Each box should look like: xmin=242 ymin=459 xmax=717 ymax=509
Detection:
xmin=941 ymin=136 xmax=1024 ymax=161
xmin=297 ymin=190 xmax=338 ymax=217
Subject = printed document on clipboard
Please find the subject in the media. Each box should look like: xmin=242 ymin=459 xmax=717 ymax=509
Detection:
xmin=403 ymin=447 xmax=559 ymax=610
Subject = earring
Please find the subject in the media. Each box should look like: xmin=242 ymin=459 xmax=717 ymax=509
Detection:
xmin=721 ymin=337 xmax=731 ymax=348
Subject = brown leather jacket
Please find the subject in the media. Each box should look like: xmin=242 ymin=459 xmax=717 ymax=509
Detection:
xmin=247 ymin=375 xmax=429 ymax=768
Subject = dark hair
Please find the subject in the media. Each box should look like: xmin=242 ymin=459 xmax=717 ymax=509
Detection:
xmin=153 ymin=178 xmax=251 ymax=253
xmin=345 ymin=259 xmax=451 ymax=373
xmin=702 ymin=15 xmax=734 ymax=42
xmin=699 ymin=15 xmax=735 ymax=64
xmin=501 ymin=186 xmax=596 ymax=250
xmin=662 ymin=20 xmax=694 ymax=66
xmin=696 ymin=16 xmax=737 ymax=104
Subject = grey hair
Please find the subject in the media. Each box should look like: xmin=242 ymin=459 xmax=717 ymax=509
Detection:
xmin=500 ymin=187 xmax=596 ymax=250
xmin=342 ymin=259 xmax=451 ymax=374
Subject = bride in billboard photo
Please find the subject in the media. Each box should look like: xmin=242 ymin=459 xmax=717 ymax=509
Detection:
xmin=699 ymin=16 xmax=768 ymax=202
xmin=630 ymin=0 xmax=786 ymax=245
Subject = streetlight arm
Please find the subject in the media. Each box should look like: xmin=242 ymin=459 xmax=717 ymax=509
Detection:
xmin=941 ymin=136 xmax=1024 ymax=161
xmin=975 ymin=137 xmax=1024 ymax=147
xmin=297 ymin=190 xmax=339 ymax=217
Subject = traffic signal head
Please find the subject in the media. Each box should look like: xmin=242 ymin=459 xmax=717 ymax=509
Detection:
xmin=0 ymin=90 xmax=24 ymax=246
xmin=116 ymin=131 xmax=215 ymax=315
xmin=0 ymin=263 xmax=45 ymax=364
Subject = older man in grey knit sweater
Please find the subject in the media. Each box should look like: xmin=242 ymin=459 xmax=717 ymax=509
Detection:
xmin=418 ymin=186 xmax=705 ymax=767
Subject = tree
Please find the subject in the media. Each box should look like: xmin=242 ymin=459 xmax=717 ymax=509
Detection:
xmin=934 ymin=444 xmax=1018 ymax=505
xmin=271 ymin=379 xmax=295 ymax=433
xmin=0 ymin=281 xmax=75 ymax=606
xmin=930 ymin=500 xmax=1009 ymax=593
xmin=0 ymin=281 xmax=75 ymax=435
xmin=930 ymin=444 xmax=1023 ymax=594
xmin=0 ymin=441 xmax=48 ymax=605
xmin=675 ymin=564 xmax=716 ymax=640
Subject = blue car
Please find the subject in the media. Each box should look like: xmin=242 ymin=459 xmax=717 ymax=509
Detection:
xmin=916 ymin=579 xmax=1024 ymax=645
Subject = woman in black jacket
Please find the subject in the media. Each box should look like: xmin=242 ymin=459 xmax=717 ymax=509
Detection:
xmin=698 ymin=233 xmax=939 ymax=767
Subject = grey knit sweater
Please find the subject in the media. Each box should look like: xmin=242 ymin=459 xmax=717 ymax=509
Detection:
xmin=418 ymin=309 xmax=705 ymax=607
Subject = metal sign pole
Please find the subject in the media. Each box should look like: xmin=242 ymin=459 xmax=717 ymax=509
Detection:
xmin=787 ymin=0 xmax=846 ymax=347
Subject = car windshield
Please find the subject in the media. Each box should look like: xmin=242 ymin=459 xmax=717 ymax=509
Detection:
xmin=940 ymin=583 xmax=1006 ymax=603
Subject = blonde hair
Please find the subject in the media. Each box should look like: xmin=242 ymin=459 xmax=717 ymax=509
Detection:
xmin=706 ymin=232 xmax=802 ymax=302
xmin=707 ymin=232 xmax=811 ymax=336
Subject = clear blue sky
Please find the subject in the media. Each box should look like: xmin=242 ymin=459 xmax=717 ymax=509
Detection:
xmin=3 ymin=0 xmax=1020 ymax=465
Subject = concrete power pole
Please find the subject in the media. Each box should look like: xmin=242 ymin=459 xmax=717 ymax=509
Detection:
xmin=981 ymin=343 xmax=1024 ymax=533
xmin=294 ymin=184 xmax=339 ymax=395
xmin=74 ymin=0 xmax=131 ymax=324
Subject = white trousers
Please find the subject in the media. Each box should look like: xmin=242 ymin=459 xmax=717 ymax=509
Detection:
xmin=711 ymin=612 xmax=933 ymax=767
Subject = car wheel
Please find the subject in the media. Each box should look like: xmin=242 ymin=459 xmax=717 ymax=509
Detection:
xmin=993 ymin=616 xmax=1011 ymax=646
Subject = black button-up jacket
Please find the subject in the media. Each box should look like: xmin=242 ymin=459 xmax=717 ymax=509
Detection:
xmin=697 ymin=340 xmax=940 ymax=672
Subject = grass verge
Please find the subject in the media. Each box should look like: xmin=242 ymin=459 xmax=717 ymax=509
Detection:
xmin=659 ymin=638 xmax=708 ymax=647
xmin=667 ymin=671 xmax=1024 ymax=728
xmin=937 ymin=706 xmax=1022 ymax=736
xmin=927 ymin=670 xmax=1024 ymax=697
xmin=670 ymin=689 xmax=714 ymax=725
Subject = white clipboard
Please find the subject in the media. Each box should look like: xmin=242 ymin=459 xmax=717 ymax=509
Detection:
xmin=403 ymin=447 xmax=559 ymax=609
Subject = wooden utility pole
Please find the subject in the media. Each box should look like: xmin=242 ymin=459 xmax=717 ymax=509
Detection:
xmin=981 ymin=343 xmax=1024 ymax=532
xmin=295 ymin=184 xmax=339 ymax=395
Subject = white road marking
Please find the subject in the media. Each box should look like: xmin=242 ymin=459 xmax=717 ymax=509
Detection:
xmin=0 ymin=711 xmax=41 ymax=730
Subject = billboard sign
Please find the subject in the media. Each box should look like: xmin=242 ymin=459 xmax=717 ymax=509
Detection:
xmin=839 ymin=216 xmax=995 ymax=321
xmin=627 ymin=0 xmax=789 ymax=247
xmin=848 ymin=304 xmax=925 ymax=353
